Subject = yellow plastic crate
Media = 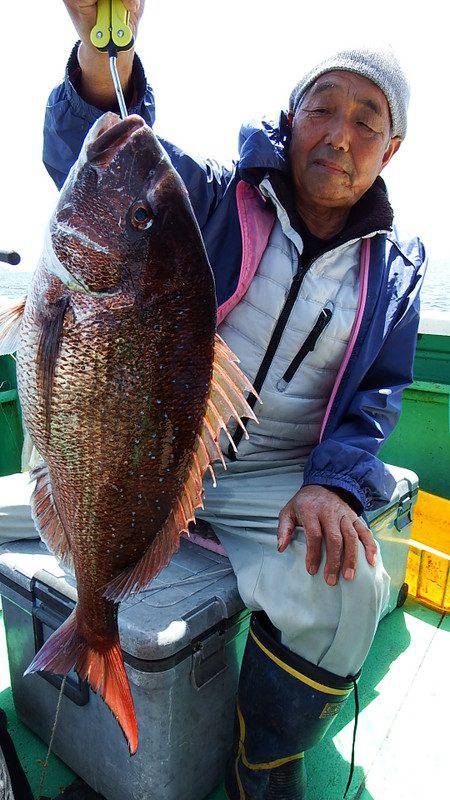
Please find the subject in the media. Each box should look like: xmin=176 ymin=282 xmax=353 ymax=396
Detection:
xmin=406 ymin=490 xmax=450 ymax=612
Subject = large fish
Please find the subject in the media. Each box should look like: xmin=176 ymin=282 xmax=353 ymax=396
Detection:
xmin=0 ymin=113 xmax=258 ymax=753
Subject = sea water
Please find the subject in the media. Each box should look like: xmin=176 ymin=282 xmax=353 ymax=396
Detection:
xmin=1 ymin=258 xmax=449 ymax=313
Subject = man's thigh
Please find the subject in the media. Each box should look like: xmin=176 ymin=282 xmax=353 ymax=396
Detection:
xmin=197 ymin=462 xmax=390 ymax=677
xmin=197 ymin=459 xmax=306 ymax=531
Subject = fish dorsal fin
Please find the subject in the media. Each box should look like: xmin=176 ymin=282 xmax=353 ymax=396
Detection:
xmin=104 ymin=334 xmax=260 ymax=603
xmin=30 ymin=463 xmax=74 ymax=571
xmin=0 ymin=296 xmax=26 ymax=355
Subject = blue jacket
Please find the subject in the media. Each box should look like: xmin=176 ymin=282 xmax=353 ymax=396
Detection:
xmin=42 ymin=46 xmax=427 ymax=513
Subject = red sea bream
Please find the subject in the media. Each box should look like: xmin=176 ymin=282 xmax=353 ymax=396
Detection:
xmin=0 ymin=112 xmax=259 ymax=752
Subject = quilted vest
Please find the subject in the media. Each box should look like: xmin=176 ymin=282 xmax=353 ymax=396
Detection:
xmin=218 ymin=180 xmax=365 ymax=462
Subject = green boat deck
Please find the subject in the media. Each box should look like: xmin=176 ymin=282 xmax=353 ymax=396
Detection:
xmin=1 ymin=598 xmax=447 ymax=800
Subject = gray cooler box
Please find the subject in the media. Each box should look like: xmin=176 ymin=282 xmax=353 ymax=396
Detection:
xmin=0 ymin=538 xmax=249 ymax=800
xmin=0 ymin=464 xmax=418 ymax=800
xmin=367 ymin=465 xmax=419 ymax=615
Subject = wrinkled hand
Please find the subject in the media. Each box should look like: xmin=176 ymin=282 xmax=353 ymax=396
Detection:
xmin=277 ymin=485 xmax=377 ymax=585
xmin=63 ymin=1 xmax=146 ymax=51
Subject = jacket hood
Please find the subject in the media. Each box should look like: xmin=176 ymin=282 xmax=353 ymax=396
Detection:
xmin=238 ymin=112 xmax=292 ymax=181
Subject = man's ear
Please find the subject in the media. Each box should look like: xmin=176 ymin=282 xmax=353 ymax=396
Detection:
xmin=287 ymin=111 xmax=294 ymax=126
xmin=381 ymin=136 xmax=402 ymax=170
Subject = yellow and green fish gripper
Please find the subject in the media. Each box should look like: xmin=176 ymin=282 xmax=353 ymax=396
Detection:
xmin=90 ymin=0 xmax=134 ymax=53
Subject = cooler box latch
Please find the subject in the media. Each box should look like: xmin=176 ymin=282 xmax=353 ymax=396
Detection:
xmin=191 ymin=627 xmax=227 ymax=689
xmin=395 ymin=495 xmax=413 ymax=531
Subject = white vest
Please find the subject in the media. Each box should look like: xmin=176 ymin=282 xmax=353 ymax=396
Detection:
xmin=218 ymin=179 xmax=363 ymax=462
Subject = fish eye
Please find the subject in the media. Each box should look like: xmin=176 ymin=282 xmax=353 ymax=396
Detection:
xmin=130 ymin=201 xmax=154 ymax=231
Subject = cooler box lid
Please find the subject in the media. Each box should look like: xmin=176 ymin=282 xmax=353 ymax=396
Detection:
xmin=0 ymin=537 xmax=244 ymax=663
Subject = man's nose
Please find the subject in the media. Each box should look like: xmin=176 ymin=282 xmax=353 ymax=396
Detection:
xmin=324 ymin=117 xmax=351 ymax=152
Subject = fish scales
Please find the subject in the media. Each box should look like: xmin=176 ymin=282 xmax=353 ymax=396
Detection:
xmin=0 ymin=113 xmax=260 ymax=752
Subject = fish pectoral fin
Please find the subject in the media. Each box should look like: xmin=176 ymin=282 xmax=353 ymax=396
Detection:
xmin=37 ymin=294 xmax=70 ymax=433
xmin=0 ymin=295 xmax=26 ymax=355
xmin=30 ymin=463 xmax=74 ymax=571
xmin=104 ymin=335 xmax=260 ymax=605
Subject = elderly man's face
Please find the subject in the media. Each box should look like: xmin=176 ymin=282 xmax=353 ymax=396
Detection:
xmin=289 ymin=71 xmax=401 ymax=209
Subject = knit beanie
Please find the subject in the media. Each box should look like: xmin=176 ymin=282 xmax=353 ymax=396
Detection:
xmin=288 ymin=46 xmax=410 ymax=139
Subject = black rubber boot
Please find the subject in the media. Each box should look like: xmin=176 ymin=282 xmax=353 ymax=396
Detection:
xmin=224 ymin=612 xmax=356 ymax=800
xmin=0 ymin=708 xmax=34 ymax=800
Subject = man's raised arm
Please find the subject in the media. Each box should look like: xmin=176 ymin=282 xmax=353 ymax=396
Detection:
xmin=45 ymin=2 xmax=233 ymax=228
xmin=64 ymin=0 xmax=141 ymax=109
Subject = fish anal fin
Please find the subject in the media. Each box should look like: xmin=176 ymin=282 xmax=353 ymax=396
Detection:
xmin=30 ymin=463 xmax=73 ymax=571
xmin=0 ymin=296 xmax=26 ymax=355
xmin=103 ymin=497 xmax=194 ymax=604
xmin=24 ymin=610 xmax=138 ymax=754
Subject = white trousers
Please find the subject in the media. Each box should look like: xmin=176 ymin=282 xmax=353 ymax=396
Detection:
xmin=197 ymin=459 xmax=390 ymax=677
xmin=0 ymin=465 xmax=390 ymax=678
xmin=0 ymin=473 xmax=37 ymax=543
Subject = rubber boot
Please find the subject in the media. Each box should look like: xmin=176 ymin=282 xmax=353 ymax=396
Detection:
xmin=224 ymin=612 xmax=356 ymax=800
xmin=0 ymin=708 xmax=34 ymax=800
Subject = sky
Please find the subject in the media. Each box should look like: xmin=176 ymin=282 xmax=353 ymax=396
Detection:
xmin=0 ymin=1 xmax=448 ymax=305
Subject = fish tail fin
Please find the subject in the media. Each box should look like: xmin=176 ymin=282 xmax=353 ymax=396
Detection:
xmin=0 ymin=295 xmax=26 ymax=355
xmin=24 ymin=610 xmax=138 ymax=754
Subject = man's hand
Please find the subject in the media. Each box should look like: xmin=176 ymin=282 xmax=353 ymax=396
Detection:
xmin=62 ymin=1 xmax=146 ymax=109
xmin=277 ymin=485 xmax=377 ymax=586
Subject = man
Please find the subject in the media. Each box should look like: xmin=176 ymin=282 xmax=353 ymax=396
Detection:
xmin=38 ymin=2 xmax=426 ymax=798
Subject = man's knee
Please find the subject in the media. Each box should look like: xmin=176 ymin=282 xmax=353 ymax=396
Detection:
xmin=351 ymin=539 xmax=390 ymax=622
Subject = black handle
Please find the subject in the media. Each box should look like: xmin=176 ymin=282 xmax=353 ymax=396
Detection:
xmin=0 ymin=250 xmax=21 ymax=265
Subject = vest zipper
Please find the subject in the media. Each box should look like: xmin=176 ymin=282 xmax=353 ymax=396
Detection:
xmin=276 ymin=301 xmax=334 ymax=393
xmin=227 ymin=262 xmax=310 ymax=459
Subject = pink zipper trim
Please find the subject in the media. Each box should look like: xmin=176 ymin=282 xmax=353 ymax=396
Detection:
xmin=319 ymin=238 xmax=371 ymax=443
xmin=217 ymin=181 xmax=275 ymax=325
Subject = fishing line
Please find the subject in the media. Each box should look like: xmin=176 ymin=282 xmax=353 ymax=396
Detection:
xmin=136 ymin=568 xmax=234 ymax=607
xmin=37 ymin=676 xmax=67 ymax=800
xmin=145 ymin=568 xmax=233 ymax=593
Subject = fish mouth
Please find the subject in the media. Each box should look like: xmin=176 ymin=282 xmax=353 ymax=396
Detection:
xmin=86 ymin=115 xmax=145 ymax=166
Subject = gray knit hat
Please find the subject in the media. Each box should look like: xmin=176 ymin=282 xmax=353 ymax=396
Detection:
xmin=289 ymin=46 xmax=410 ymax=139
